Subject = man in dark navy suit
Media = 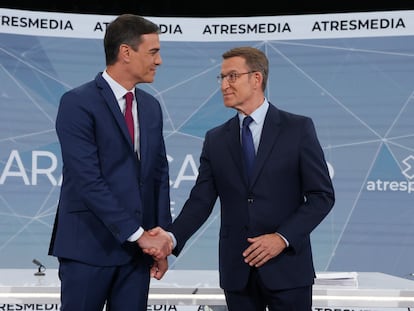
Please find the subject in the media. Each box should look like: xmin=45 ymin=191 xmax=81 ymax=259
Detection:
xmin=49 ymin=14 xmax=173 ymax=311
xmin=150 ymin=46 xmax=335 ymax=311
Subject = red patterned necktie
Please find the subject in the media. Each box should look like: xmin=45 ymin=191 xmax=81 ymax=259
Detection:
xmin=124 ymin=92 xmax=134 ymax=144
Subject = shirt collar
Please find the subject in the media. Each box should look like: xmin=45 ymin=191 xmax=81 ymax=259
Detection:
xmin=238 ymin=98 xmax=269 ymax=126
xmin=102 ymin=70 xmax=135 ymax=101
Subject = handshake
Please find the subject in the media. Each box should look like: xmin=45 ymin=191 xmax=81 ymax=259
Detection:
xmin=136 ymin=226 xmax=174 ymax=280
xmin=137 ymin=226 xmax=173 ymax=259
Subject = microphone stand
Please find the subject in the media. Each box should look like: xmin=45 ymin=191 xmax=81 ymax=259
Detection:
xmin=32 ymin=259 xmax=46 ymax=276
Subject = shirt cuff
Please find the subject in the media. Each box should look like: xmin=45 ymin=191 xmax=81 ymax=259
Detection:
xmin=168 ymin=232 xmax=177 ymax=248
xmin=276 ymin=232 xmax=289 ymax=247
xmin=127 ymin=227 xmax=144 ymax=242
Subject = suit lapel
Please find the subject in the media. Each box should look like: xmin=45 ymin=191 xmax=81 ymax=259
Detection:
xmin=136 ymin=89 xmax=147 ymax=166
xmin=95 ymin=74 xmax=134 ymax=150
xmin=250 ymin=104 xmax=281 ymax=187
xmin=226 ymin=115 xmax=249 ymax=184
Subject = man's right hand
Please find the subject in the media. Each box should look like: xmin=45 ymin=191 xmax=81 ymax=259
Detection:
xmin=150 ymin=257 xmax=168 ymax=280
xmin=137 ymin=227 xmax=173 ymax=260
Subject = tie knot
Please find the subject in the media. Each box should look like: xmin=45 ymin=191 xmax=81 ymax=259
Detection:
xmin=124 ymin=92 xmax=134 ymax=105
xmin=243 ymin=116 xmax=253 ymax=127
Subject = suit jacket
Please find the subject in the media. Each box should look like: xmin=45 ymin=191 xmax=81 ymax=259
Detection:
xmin=171 ymin=103 xmax=334 ymax=291
xmin=49 ymin=73 xmax=171 ymax=266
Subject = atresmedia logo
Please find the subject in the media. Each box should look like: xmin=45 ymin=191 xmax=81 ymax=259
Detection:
xmin=366 ymin=155 xmax=414 ymax=194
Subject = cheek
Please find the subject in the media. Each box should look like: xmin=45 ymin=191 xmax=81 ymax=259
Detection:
xmin=131 ymin=59 xmax=144 ymax=72
xmin=237 ymin=87 xmax=253 ymax=100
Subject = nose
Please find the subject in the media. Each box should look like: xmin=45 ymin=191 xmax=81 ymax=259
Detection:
xmin=220 ymin=78 xmax=230 ymax=89
xmin=155 ymin=53 xmax=162 ymax=65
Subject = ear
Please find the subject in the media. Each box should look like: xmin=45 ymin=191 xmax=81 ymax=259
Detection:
xmin=119 ymin=44 xmax=131 ymax=63
xmin=253 ymin=71 xmax=262 ymax=87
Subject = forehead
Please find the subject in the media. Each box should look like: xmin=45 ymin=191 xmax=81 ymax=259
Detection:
xmin=221 ymin=56 xmax=247 ymax=72
xmin=138 ymin=33 xmax=160 ymax=50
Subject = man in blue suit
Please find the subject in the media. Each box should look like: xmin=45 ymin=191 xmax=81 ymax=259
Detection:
xmin=151 ymin=46 xmax=335 ymax=310
xmin=48 ymin=14 xmax=173 ymax=311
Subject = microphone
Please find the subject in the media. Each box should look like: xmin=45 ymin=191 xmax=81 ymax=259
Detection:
xmin=32 ymin=258 xmax=46 ymax=276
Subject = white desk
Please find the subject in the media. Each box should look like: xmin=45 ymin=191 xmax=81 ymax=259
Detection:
xmin=1 ymin=269 xmax=414 ymax=309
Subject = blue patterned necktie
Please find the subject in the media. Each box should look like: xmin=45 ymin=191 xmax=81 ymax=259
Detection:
xmin=242 ymin=116 xmax=255 ymax=179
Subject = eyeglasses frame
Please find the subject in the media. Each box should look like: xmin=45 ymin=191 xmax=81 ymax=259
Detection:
xmin=217 ymin=71 xmax=257 ymax=84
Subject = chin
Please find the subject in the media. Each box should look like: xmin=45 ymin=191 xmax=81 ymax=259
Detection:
xmin=223 ymin=101 xmax=235 ymax=108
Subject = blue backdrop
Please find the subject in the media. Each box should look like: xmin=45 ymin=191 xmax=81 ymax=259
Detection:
xmin=1 ymin=9 xmax=414 ymax=279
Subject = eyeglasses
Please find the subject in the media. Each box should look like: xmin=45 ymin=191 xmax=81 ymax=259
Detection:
xmin=217 ymin=71 xmax=256 ymax=84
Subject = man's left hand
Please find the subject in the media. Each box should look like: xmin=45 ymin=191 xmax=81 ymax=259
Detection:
xmin=242 ymin=233 xmax=286 ymax=267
